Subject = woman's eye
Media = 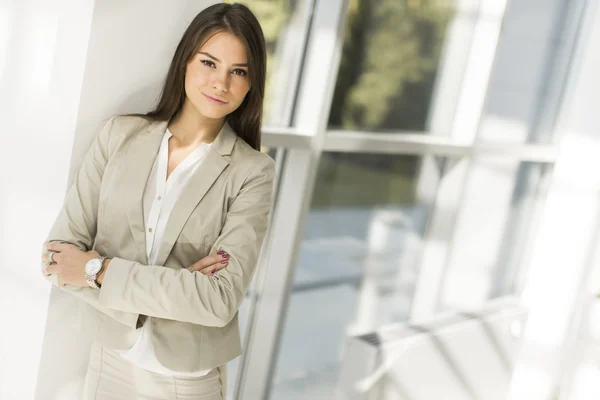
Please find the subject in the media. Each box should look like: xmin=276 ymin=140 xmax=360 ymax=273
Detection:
xmin=232 ymin=69 xmax=247 ymax=77
xmin=201 ymin=60 xmax=215 ymax=68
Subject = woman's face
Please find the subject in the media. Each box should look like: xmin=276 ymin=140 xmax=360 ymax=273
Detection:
xmin=184 ymin=31 xmax=251 ymax=120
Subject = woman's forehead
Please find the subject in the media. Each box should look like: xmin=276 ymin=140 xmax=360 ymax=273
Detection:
xmin=199 ymin=32 xmax=248 ymax=64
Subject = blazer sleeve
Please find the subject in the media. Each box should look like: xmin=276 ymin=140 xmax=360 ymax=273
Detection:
xmin=97 ymin=156 xmax=276 ymax=327
xmin=42 ymin=116 xmax=139 ymax=329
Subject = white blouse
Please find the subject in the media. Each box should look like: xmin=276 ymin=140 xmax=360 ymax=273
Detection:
xmin=119 ymin=128 xmax=214 ymax=376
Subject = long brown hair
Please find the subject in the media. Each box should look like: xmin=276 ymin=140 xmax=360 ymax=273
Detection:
xmin=145 ymin=3 xmax=266 ymax=151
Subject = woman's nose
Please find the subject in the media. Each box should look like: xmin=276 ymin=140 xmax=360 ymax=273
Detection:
xmin=212 ymin=75 xmax=230 ymax=93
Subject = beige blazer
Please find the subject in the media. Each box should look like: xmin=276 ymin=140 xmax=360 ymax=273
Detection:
xmin=42 ymin=115 xmax=276 ymax=372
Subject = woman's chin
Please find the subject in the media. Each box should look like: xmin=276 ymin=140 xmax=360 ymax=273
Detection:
xmin=195 ymin=106 xmax=231 ymax=120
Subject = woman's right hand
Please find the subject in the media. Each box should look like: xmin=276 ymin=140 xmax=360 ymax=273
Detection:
xmin=186 ymin=250 xmax=230 ymax=276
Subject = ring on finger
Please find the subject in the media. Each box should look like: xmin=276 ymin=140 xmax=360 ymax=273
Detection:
xmin=48 ymin=251 xmax=56 ymax=265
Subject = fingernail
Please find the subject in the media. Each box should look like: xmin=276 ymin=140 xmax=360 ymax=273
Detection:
xmin=222 ymin=254 xmax=229 ymax=259
xmin=221 ymin=260 xmax=228 ymax=264
xmin=217 ymin=250 xmax=225 ymax=255
xmin=211 ymin=269 xmax=217 ymax=274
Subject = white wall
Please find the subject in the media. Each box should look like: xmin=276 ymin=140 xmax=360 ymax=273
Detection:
xmin=0 ymin=1 xmax=96 ymax=399
xmin=0 ymin=1 xmax=216 ymax=399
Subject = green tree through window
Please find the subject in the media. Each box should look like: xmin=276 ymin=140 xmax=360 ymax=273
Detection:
xmin=329 ymin=0 xmax=452 ymax=132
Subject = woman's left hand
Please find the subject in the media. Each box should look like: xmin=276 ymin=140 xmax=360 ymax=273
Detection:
xmin=43 ymin=242 xmax=99 ymax=287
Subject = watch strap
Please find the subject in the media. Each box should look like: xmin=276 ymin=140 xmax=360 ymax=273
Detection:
xmin=86 ymin=275 xmax=101 ymax=289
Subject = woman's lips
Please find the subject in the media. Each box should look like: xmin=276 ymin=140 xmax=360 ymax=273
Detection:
xmin=203 ymin=93 xmax=228 ymax=105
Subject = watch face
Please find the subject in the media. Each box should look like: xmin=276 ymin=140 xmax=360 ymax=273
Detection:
xmin=85 ymin=258 xmax=102 ymax=276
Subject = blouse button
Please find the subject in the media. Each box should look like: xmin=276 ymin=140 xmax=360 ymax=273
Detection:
xmin=157 ymin=196 xmax=162 ymax=201
xmin=148 ymin=228 xmax=153 ymax=233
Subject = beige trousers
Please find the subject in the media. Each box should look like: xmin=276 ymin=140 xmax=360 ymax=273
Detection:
xmin=83 ymin=342 xmax=226 ymax=400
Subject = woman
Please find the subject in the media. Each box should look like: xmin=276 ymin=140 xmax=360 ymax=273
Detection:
xmin=40 ymin=3 xmax=274 ymax=399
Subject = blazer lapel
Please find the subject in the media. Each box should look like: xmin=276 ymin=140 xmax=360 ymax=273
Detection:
xmin=154 ymin=122 xmax=237 ymax=267
xmin=125 ymin=119 xmax=168 ymax=264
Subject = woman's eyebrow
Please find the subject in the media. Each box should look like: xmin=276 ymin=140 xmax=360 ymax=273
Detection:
xmin=198 ymin=51 xmax=248 ymax=67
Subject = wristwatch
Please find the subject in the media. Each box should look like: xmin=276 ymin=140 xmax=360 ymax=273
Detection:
xmin=85 ymin=256 xmax=107 ymax=289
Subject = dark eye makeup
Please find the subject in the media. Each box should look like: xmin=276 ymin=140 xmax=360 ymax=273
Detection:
xmin=200 ymin=59 xmax=248 ymax=77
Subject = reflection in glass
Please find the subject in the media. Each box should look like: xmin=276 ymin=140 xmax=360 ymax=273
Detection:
xmin=270 ymin=153 xmax=447 ymax=399
xmin=439 ymin=159 xmax=550 ymax=311
xmin=328 ymin=0 xmax=454 ymax=132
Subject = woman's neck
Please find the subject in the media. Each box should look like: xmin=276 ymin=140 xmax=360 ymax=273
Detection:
xmin=168 ymin=101 xmax=225 ymax=147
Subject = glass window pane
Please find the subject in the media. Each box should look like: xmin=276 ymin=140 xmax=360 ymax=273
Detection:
xmin=328 ymin=0 xmax=456 ymax=133
xmin=439 ymin=159 xmax=550 ymax=311
xmin=269 ymin=152 xmax=450 ymax=399
xmin=476 ymin=0 xmax=576 ymax=144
